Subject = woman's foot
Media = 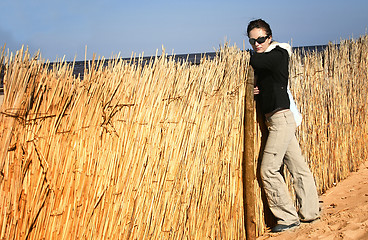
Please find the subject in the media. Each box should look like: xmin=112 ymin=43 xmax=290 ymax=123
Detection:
xmin=271 ymin=221 xmax=300 ymax=233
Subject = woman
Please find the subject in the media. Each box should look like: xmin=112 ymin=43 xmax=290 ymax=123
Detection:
xmin=247 ymin=19 xmax=320 ymax=233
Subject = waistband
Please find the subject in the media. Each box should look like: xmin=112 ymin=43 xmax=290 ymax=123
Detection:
xmin=264 ymin=108 xmax=289 ymax=118
xmin=265 ymin=109 xmax=293 ymax=123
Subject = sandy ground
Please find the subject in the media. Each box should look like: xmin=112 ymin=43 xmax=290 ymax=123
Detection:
xmin=257 ymin=161 xmax=368 ymax=240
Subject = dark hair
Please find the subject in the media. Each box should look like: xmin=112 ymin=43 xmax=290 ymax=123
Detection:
xmin=247 ymin=19 xmax=272 ymax=37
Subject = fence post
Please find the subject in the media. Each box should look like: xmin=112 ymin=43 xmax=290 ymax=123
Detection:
xmin=243 ymin=66 xmax=256 ymax=240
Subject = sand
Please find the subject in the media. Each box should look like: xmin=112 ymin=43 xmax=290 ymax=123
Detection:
xmin=257 ymin=161 xmax=368 ymax=240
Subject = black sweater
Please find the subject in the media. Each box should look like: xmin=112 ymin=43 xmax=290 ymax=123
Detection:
xmin=250 ymin=46 xmax=290 ymax=115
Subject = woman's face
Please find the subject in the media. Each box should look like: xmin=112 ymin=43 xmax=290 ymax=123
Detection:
xmin=248 ymin=28 xmax=272 ymax=53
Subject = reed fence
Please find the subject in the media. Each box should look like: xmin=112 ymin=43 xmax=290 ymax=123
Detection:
xmin=0 ymin=35 xmax=367 ymax=239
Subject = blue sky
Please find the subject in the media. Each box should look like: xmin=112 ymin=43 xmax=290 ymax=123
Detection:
xmin=1 ymin=0 xmax=367 ymax=61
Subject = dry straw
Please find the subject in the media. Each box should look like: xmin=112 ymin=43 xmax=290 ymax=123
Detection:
xmin=0 ymin=45 xmax=248 ymax=239
xmin=0 ymin=35 xmax=368 ymax=239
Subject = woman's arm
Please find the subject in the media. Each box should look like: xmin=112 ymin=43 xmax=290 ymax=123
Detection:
xmin=250 ymin=47 xmax=286 ymax=71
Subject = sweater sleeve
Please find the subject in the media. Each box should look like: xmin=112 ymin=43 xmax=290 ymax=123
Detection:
xmin=250 ymin=47 xmax=286 ymax=71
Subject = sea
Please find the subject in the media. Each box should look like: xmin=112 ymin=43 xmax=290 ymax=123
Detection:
xmin=0 ymin=44 xmax=328 ymax=85
xmin=69 ymin=45 xmax=328 ymax=78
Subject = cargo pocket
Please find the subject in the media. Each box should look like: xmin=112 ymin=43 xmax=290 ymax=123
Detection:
xmin=264 ymin=127 xmax=278 ymax=155
xmin=264 ymin=186 xmax=291 ymax=207
xmin=264 ymin=187 xmax=279 ymax=207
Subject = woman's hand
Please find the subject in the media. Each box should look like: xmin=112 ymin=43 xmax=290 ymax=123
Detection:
xmin=254 ymin=86 xmax=260 ymax=95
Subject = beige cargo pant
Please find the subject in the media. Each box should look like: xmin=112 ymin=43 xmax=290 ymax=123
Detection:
xmin=260 ymin=110 xmax=320 ymax=225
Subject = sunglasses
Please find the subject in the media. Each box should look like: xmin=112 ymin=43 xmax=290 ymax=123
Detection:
xmin=249 ymin=35 xmax=270 ymax=45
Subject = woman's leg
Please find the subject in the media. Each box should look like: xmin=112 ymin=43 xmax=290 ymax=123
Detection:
xmin=260 ymin=111 xmax=300 ymax=225
xmin=283 ymin=135 xmax=320 ymax=221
